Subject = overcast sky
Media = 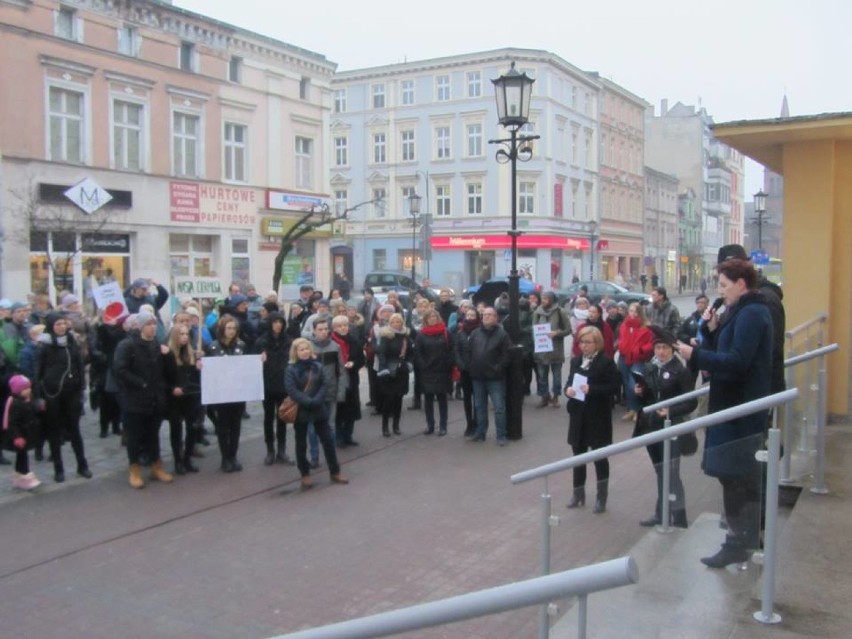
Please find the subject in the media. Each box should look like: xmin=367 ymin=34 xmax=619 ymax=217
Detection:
xmin=177 ymin=0 xmax=850 ymax=197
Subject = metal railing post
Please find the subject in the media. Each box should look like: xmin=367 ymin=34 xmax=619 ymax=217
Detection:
xmin=811 ymin=354 xmax=829 ymax=494
xmin=577 ymin=594 xmax=588 ymax=639
xmin=539 ymin=477 xmax=552 ymax=639
xmin=754 ymin=426 xmax=782 ymax=625
xmin=780 ymin=360 xmax=795 ymax=484
xmin=657 ymin=418 xmax=673 ymax=534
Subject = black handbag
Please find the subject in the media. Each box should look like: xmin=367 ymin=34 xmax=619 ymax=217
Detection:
xmin=678 ymin=431 xmax=699 ymax=456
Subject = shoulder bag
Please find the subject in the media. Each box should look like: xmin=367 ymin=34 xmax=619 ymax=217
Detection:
xmin=278 ymin=368 xmax=313 ymax=423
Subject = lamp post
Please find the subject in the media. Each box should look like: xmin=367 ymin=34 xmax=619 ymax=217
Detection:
xmin=589 ymin=220 xmax=598 ymax=280
xmin=490 ymin=61 xmax=538 ymax=441
xmin=408 ymin=192 xmax=422 ymax=295
xmin=753 ymin=189 xmax=768 ymax=252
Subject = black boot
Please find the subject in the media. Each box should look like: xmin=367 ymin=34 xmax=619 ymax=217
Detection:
xmin=264 ymin=443 xmax=275 ymax=466
xmin=392 ymin=416 xmax=401 ymax=435
xmin=183 ymin=455 xmax=199 ymax=473
xmin=174 ymin=460 xmax=187 ymax=476
xmin=700 ymin=544 xmax=748 ymax=568
xmin=382 ymin=418 xmax=390 ymax=438
xmin=671 ymin=509 xmax=688 ymax=529
xmin=566 ymin=487 xmax=586 ymax=508
xmin=593 ymin=482 xmax=608 ymax=514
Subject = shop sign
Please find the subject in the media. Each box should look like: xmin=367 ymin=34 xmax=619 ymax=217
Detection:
xmin=64 ymin=177 xmax=113 ymax=215
xmin=173 ymin=276 xmax=225 ymax=298
xmin=667 ymin=250 xmax=678 ymax=262
xmin=267 ymin=190 xmax=330 ymax=212
xmin=431 ymin=234 xmax=590 ymax=251
xmin=280 ymin=256 xmax=315 ymax=286
xmin=82 ymin=233 xmax=129 ymax=253
xmin=260 ymin=217 xmax=331 ymax=238
xmin=170 ymin=182 xmax=259 ymax=226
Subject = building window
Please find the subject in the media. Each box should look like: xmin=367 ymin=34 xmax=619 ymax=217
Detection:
xmin=295 ymin=136 xmax=313 ymax=189
xmin=334 ymin=189 xmax=348 ymax=216
xmin=231 ymin=238 xmax=250 ymax=286
xmin=401 ymin=186 xmax=416 ymax=215
xmin=436 ymin=184 xmax=451 ymax=216
xmin=112 ymin=99 xmax=144 ymax=171
xmin=224 ymin=123 xmax=248 ymax=183
xmin=436 ymin=75 xmax=450 ymax=101
xmin=571 ymin=86 xmax=578 ymax=110
xmin=299 ymin=77 xmax=310 ymax=100
xmin=334 ymin=89 xmax=346 ymax=113
xmin=571 ymin=125 xmax=579 ymax=165
xmin=169 ymin=234 xmax=216 ymax=279
xmin=466 ymin=123 xmax=482 ymax=157
xmin=179 ymin=42 xmax=197 ymax=72
xmin=435 ymin=126 xmax=451 ymax=159
xmin=467 ymin=182 xmax=482 ymax=215
xmin=519 ymin=181 xmax=535 ymax=215
xmin=372 ymin=188 xmax=386 ymax=218
xmin=467 ymin=71 xmax=481 ymax=98
xmin=117 ymin=25 xmax=139 ymax=56
xmin=48 ymin=86 xmax=85 ymax=164
xmin=373 ymin=248 xmax=387 ymax=270
xmin=334 ymin=136 xmax=348 ymax=166
xmin=55 ymin=6 xmax=81 ymax=41
xmin=172 ymin=111 xmax=200 ymax=177
xmin=372 ymin=132 xmax=386 ymax=164
xmin=228 ymin=56 xmax=242 ymax=83
xmin=401 ymin=79 xmax=415 ymax=106
xmin=372 ymin=83 xmax=385 ymax=109
xmin=401 ymin=130 xmax=415 ymax=162
xmin=585 ymin=129 xmax=593 ymax=169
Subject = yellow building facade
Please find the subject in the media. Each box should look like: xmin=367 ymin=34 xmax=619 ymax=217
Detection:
xmin=713 ymin=113 xmax=852 ymax=417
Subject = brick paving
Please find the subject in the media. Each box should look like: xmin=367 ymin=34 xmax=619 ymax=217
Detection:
xmin=0 ymin=308 xmax=722 ymax=638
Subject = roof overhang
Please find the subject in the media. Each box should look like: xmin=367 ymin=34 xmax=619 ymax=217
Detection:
xmin=712 ymin=112 xmax=852 ymax=174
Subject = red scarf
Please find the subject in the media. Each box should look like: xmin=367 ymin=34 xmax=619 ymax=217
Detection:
xmin=331 ymin=331 xmax=350 ymax=363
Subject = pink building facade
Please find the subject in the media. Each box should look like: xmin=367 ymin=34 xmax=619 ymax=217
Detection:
xmin=0 ymin=0 xmax=336 ymax=309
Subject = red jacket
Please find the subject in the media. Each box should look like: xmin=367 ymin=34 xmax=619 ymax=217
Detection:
xmin=617 ymin=317 xmax=654 ymax=366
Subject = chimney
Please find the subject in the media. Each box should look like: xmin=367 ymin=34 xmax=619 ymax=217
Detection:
xmin=660 ymin=99 xmax=668 ymax=116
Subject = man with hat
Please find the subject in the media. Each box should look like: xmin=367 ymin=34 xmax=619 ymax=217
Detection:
xmin=124 ymin=278 xmax=169 ymax=315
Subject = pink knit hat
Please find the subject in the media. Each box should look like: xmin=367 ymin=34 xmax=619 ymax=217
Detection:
xmin=8 ymin=374 xmax=31 ymax=396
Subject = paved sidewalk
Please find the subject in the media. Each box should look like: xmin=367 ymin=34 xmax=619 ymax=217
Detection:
xmin=0 ymin=387 xmax=721 ymax=639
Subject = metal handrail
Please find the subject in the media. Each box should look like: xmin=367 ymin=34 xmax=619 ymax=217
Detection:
xmin=271 ymin=557 xmax=638 ymax=639
xmin=511 ymin=389 xmax=798 ymax=485
xmin=639 ymin=343 xmax=839 ymax=414
xmin=785 ymin=313 xmax=827 ymax=339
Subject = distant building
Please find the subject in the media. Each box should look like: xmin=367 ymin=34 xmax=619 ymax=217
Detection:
xmin=645 ymin=100 xmax=745 ymax=277
xmin=330 ymin=48 xmax=612 ymax=293
xmin=643 ymin=167 xmax=679 ymax=289
xmin=0 ymin=0 xmax=336 ymax=305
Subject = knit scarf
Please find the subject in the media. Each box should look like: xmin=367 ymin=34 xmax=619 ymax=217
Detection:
xmin=331 ymin=331 xmax=350 ymax=363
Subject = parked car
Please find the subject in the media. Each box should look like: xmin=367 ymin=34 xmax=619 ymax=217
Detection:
xmin=554 ymin=281 xmax=651 ymax=307
xmin=463 ymin=277 xmax=542 ymax=306
xmin=362 ymin=271 xmax=450 ymax=302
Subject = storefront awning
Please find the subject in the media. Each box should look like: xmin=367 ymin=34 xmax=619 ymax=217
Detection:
xmin=431 ymin=234 xmax=590 ymax=251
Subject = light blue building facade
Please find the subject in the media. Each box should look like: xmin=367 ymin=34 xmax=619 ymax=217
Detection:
xmin=329 ymin=48 xmax=604 ymax=295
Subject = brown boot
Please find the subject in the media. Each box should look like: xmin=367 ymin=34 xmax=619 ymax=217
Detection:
xmin=129 ymin=464 xmax=145 ymax=489
xmin=536 ymin=395 xmax=550 ymax=408
xmin=330 ymin=474 xmax=349 ymax=485
xmin=550 ymin=396 xmax=560 ymax=408
xmin=150 ymin=460 xmax=174 ymax=483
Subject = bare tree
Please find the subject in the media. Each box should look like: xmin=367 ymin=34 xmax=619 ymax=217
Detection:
xmin=270 ymin=196 xmax=383 ymax=291
xmin=7 ymin=180 xmax=111 ymax=305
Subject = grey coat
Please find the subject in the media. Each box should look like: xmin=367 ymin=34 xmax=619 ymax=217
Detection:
xmin=532 ymin=304 xmax=571 ymax=365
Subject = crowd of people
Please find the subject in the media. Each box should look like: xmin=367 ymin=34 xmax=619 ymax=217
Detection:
xmin=1 ymin=245 xmax=784 ymax=570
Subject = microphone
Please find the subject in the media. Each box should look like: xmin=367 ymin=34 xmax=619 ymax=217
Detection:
xmin=711 ymin=297 xmax=724 ymax=312
xmin=696 ymin=298 xmax=724 ymax=346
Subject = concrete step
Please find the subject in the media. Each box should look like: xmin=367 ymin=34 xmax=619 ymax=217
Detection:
xmin=550 ymin=512 xmax=765 ymax=639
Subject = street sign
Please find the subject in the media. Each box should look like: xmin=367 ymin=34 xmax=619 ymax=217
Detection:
xmin=64 ymin=177 xmax=112 ymax=214
xmin=750 ymin=250 xmax=770 ymax=265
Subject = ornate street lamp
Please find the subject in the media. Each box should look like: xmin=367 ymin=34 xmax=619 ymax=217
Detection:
xmin=408 ymin=192 xmax=422 ymax=295
xmin=753 ymin=189 xmax=768 ymax=251
xmin=490 ymin=62 xmax=538 ymax=441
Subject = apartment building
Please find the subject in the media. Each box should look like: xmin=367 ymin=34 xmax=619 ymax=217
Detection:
xmin=0 ymin=0 xmax=336 ymax=307
xmin=330 ymin=48 xmax=603 ymax=293
xmin=643 ymin=167 xmax=679 ymax=288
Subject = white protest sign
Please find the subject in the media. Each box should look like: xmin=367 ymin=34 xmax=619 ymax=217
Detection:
xmin=201 ymin=354 xmax=265 ymax=404
xmin=92 ymin=281 xmax=128 ymax=321
xmin=533 ymin=323 xmax=554 ymax=354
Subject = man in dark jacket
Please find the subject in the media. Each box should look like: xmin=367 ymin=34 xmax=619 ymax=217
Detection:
xmin=437 ymin=289 xmax=458 ymax=325
xmin=463 ymin=307 xmax=512 ymax=445
xmin=114 ymin=311 xmax=173 ymax=489
xmin=124 ymin=278 xmax=169 ymax=315
xmin=647 ymin=287 xmax=681 ymax=334
xmin=677 ymin=295 xmax=709 ymax=345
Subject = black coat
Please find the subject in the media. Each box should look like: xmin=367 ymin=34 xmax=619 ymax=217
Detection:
xmin=465 ymin=324 xmax=512 ymax=381
xmin=564 ymin=353 xmax=620 ymax=450
xmin=334 ymin=332 xmax=364 ymax=422
xmin=113 ymin=333 xmax=168 ymax=416
xmin=256 ymin=329 xmax=292 ymax=400
xmin=694 ymin=291 xmax=772 ymax=478
xmin=376 ymin=330 xmax=410 ymax=397
xmin=414 ymin=327 xmax=454 ymax=395
xmin=633 ymin=357 xmax=697 ymax=437
xmin=34 ymin=332 xmax=85 ymax=401
xmin=2 ymin=397 xmax=38 ymax=452
xmin=284 ymin=359 xmax=329 ymax=424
